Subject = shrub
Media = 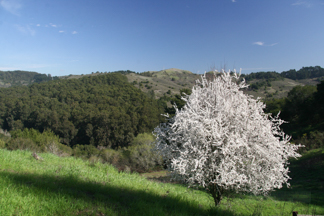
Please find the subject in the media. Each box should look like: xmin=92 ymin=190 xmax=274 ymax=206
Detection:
xmin=0 ymin=139 xmax=6 ymax=149
xmin=57 ymin=143 xmax=72 ymax=156
xmin=72 ymin=144 xmax=100 ymax=159
xmin=6 ymin=137 xmax=39 ymax=152
xmin=126 ymin=133 xmax=163 ymax=172
xmin=99 ymin=148 xmax=131 ymax=172
xmin=0 ymin=129 xmax=11 ymax=137
xmin=130 ymin=133 xmax=155 ymax=146
xmin=296 ymin=131 xmax=324 ymax=153
xmin=0 ymin=130 xmax=11 ymax=147
xmin=89 ymin=155 xmax=102 ymax=165
xmin=99 ymin=148 xmax=122 ymax=164
xmin=127 ymin=142 xmax=163 ymax=173
xmin=9 ymin=128 xmax=72 ymax=156
xmin=46 ymin=141 xmax=72 ymax=157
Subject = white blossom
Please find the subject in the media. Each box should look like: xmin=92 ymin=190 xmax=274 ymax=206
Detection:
xmin=154 ymin=70 xmax=302 ymax=205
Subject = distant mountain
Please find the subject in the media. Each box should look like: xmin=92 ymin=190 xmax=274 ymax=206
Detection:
xmin=0 ymin=70 xmax=58 ymax=87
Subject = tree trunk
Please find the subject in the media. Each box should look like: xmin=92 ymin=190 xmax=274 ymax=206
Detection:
xmin=208 ymin=183 xmax=223 ymax=206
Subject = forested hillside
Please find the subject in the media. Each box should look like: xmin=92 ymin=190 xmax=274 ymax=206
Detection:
xmin=1 ymin=66 xmax=324 ymax=150
xmin=2 ymin=66 xmax=323 ymax=99
xmin=0 ymin=70 xmax=58 ymax=87
xmin=0 ymin=73 xmax=165 ymax=148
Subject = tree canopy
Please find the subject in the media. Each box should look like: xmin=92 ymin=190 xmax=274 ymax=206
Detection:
xmin=0 ymin=73 xmax=165 ymax=148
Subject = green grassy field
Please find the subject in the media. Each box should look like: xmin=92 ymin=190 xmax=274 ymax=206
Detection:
xmin=0 ymin=148 xmax=323 ymax=216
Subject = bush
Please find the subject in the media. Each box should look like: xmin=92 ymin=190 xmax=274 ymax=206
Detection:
xmin=9 ymin=128 xmax=72 ymax=156
xmin=0 ymin=139 xmax=6 ymax=149
xmin=296 ymin=131 xmax=324 ymax=153
xmin=127 ymin=142 xmax=163 ymax=173
xmin=72 ymin=144 xmax=100 ymax=159
xmin=0 ymin=129 xmax=11 ymax=138
xmin=99 ymin=148 xmax=131 ymax=172
xmin=6 ymin=137 xmax=39 ymax=152
xmin=130 ymin=133 xmax=155 ymax=146
xmin=99 ymin=148 xmax=122 ymax=164
xmin=46 ymin=141 xmax=72 ymax=157
xmin=89 ymin=155 xmax=102 ymax=165
xmin=57 ymin=143 xmax=72 ymax=157
xmin=126 ymin=133 xmax=163 ymax=173
xmin=11 ymin=128 xmax=59 ymax=149
xmin=73 ymin=133 xmax=163 ymax=173
xmin=0 ymin=129 xmax=11 ymax=147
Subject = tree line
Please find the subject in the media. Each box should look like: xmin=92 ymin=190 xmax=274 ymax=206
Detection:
xmin=241 ymin=66 xmax=324 ymax=81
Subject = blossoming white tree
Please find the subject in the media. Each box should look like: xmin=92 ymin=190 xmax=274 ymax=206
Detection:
xmin=154 ymin=71 xmax=302 ymax=206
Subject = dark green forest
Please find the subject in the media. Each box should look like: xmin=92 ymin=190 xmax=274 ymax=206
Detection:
xmin=0 ymin=73 xmax=166 ymax=149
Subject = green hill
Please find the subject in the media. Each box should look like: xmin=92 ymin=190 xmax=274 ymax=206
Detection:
xmin=1 ymin=67 xmax=323 ymax=101
xmin=0 ymin=148 xmax=323 ymax=215
xmin=125 ymin=68 xmax=200 ymax=98
xmin=125 ymin=68 xmax=323 ymax=100
xmin=0 ymin=70 xmax=38 ymax=87
xmin=0 ymin=70 xmax=58 ymax=87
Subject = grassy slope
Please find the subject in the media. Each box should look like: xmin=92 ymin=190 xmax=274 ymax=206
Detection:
xmin=124 ymin=69 xmax=321 ymax=99
xmin=243 ymin=78 xmax=302 ymax=99
xmin=1 ymin=69 xmax=321 ymax=100
xmin=125 ymin=69 xmax=200 ymax=98
xmin=1 ymin=149 xmax=323 ymax=216
xmin=0 ymin=149 xmax=221 ymax=216
xmin=271 ymin=148 xmax=324 ymax=206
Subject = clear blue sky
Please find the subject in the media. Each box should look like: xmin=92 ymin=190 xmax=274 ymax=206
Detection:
xmin=1 ymin=0 xmax=323 ymax=76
